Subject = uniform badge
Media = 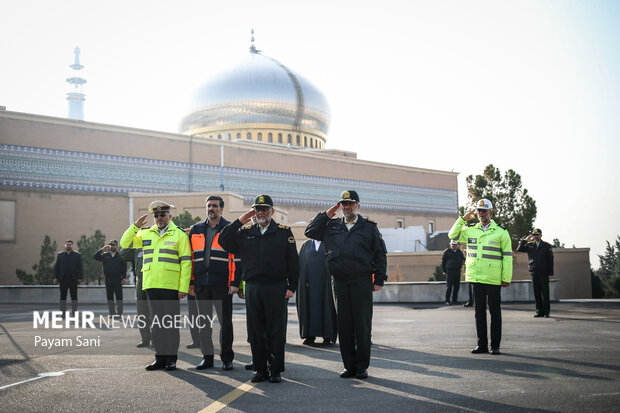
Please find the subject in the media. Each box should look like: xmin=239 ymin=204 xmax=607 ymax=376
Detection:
xmin=164 ymin=241 xmax=177 ymax=247
xmin=288 ymin=236 xmax=295 ymax=244
xmin=468 ymin=238 xmax=477 ymax=244
xmin=343 ymin=191 xmax=350 ymax=199
xmin=489 ymin=240 xmax=499 ymax=246
xmin=258 ymin=195 xmax=265 ymax=204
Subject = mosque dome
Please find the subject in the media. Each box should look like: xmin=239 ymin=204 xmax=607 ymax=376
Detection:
xmin=179 ymin=44 xmax=331 ymax=149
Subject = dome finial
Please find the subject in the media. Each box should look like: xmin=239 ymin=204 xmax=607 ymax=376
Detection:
xmin=249 ymin=28 xmax=260 ymax=54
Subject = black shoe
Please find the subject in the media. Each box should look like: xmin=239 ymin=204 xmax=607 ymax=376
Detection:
xmin=186 ymin=342 xmax=200 ymax=349
xmin=196 ymin=357 xmax=214 ymax=370
xmin=269 ymin=374 xmax=282 ymax=383
xmin=136 ymin=341 xmax=150 ymax=348
xmin=544 ymin=314 xmax=550 ymax=318
xmin=471 ymin=346 xmax=489 ymax=354
xmin=222 ymin=361 xmax=233 ymax=371
xmin=251 ymin=371 xmax=269 ymax=382
xmin=339 ymin=369 xmax=356 ymax=378
xmin=165 ymin=361 xmax=176 ymax=371
xmin=490 ymin=348 xmax=501 ymax=355
xmin=245 ymin=363 xmax=255 ymax=371
xmin=145 ymin=360 xmax=166 ymax=371
xmin=322 ymin=338 xmax=333 ymax=345
xmin=534 ymin=314 xmax=544 ymax=317
xmin=303 ymin=337 xmax=315 ymax=345
xmin=464 ymin=301 xmax=473 ymax=307
xmin=355 ymin=369 xmax=368 ymax=380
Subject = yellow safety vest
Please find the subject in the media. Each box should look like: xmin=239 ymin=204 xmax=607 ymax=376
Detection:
xmin=448 ymin=217 xmax=512 ymax=285
xmin=120 ymin=221 xmax=192 ymax=293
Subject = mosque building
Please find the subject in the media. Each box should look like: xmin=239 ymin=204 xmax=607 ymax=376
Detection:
xmin=0 ymin=39 xmax=459 ymax=285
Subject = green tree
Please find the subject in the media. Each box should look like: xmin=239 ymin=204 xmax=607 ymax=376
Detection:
xmin=595 ymin=236 xmax=620 ymax=297
xmin=172 ymin=210 xmax=201 ymax=230
xmin=16 ymin=235 xmax=58 ymax=285
xmin=77 ymin=230 xmax=107 ymax=285
xmin=463 ymin=164 xmax=537 ymax=249
xmin=428 ymin=265 xmax=446 ymax=281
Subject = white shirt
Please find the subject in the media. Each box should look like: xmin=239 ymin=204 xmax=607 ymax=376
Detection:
xmin=345 ymin=215 xmax=358 ymax=231
xmin=313 ymin=240 xmax=322 ymax=251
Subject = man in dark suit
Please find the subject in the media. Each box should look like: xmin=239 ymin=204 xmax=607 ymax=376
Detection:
xmin=53 ymin=240 xmax=84 ymax=316
xmin=517 ymin=228 xmax=554 ymax=317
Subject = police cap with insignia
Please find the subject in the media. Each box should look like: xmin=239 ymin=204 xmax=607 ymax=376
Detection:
xmin=109 ymin=240 xmax=118 ymax=245
xmin=531 ymin=228 xmax=542 ymax=235
xmin=252 ymin=194 xmax=274 ymax=208
xmin=148 ymin=200 xmax=174 ymax=214
xmin=339 ymin=190 xmax=360 ymax=203
xmin=476 ymin=198 xmax=493 ymax=210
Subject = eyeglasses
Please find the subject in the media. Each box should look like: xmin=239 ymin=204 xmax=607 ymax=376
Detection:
xmin=477 ymin=209 xmax=489 ymax=213
xmin=154 ymin=213 xmax=168 ymax=218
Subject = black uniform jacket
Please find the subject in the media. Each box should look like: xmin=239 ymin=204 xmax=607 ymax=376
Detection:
xmin=304 ymin=212 xmax=388 ymax=285
xmin=441 ymin=248 xmax=465 ymax=273
xmin=93 ymin=250 xmax=127 ymax=281
xmin=219 ymin=219 xmax=299 ymax=292
xmin=516 ymin=239 xmax=554 ymax=276
xmin=54 ymin=251 xmax=83 ymax=282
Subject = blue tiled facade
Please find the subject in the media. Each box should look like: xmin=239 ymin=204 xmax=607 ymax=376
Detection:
xmin=0 ymin=144 xmax=457 ymax=214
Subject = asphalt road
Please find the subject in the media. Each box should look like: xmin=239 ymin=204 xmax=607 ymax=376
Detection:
xmin=1 ymin=300 xmax=619 ymax=412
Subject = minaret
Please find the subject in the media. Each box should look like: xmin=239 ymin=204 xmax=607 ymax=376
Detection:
xmin=66 ymin=47 xmax=86 ymax=120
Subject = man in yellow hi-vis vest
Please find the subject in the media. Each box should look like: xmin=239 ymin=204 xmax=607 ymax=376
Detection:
xmin=449 ymin=198 xmax=512 ymax=355
xmin=121 ymin=200 xmax=192 ymax=371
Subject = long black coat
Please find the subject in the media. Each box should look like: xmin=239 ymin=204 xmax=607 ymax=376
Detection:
xmin=296 ymin=240 xmax=338 ymax=340
xmin=517 ymin=239 xmax=554 ymax=276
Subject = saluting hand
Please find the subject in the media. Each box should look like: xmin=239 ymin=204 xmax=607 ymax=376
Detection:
xmin=326 ymin=204 xmax=340 ymax=218
xmin=135 ymin=214 xmax=149 ymax=228
xmin=463 ymin=209 xmax=477 ymax=221
xmin=239 ymin=209 xmax=256 ymax=224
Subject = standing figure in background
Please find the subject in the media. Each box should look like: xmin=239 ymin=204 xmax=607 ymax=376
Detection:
xmin=94 ymin=240 xmax=127 ymax=316
xmin=517 ymin=228 xmax=554 ymax=317
xmin=296 ymin=239 xmax=337 ymax=346
xmin=442 ymin=239 xmax=465 ymax=305
xmin=53 ymin=240 xmax=83 ymax=316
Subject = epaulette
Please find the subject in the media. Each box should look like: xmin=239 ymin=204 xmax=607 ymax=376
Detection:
xmin=278 ymin=224 xmax=290 ymax=230
xmin=366 ymin=217 xmax=376 ymax=224
xmin=241 ymin=224 xmax=252 ymax=230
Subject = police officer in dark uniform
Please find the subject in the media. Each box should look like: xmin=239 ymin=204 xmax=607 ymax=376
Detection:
xmin=305 ymin=190 xmax=387 ymax=380
xmin=219 ymin=194 xmax=299 ymax=383
xmin=517 ymin=228 xmax=554 ymax=317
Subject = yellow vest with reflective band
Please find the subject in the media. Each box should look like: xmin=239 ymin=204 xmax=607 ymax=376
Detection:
xmin=120 ymin=221 xmax=192 ymax=293
xmin=448 ymin=217 xmax=513 ymax=285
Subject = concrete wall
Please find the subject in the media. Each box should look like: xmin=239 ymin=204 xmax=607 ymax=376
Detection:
xmin=0 ymin=280 xmax=559 ymax=304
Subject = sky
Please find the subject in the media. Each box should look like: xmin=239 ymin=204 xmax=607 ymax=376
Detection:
xmin=1 ymin=0 xmax=619 ymax=267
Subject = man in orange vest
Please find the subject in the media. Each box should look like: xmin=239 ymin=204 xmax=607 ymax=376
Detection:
xmin=188 ymin=195 xmax=241 ymax=371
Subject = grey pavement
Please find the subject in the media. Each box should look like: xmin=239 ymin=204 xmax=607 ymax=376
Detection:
xmin=1 ymin=300 xmax=619 ymax=412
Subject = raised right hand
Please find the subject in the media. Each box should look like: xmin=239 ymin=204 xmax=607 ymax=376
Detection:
xmin=326 ymin=204 xmax=340 ymax=218
xmin=135 ymin=214 xmax=149 ymax=228
xmin=463 ymin=209 xmax=477 ymax=221
xmin=239 ymin=209 xmax=256 ymax=224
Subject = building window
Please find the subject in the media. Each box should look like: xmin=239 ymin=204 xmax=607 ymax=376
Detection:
xmin=428 ymin=221 xmax=435 ymax=233
xmin=287 ymin=134 xmax=292 ymax=144
xmin=217 ymin=134 xmax=222 ymax=140
xmin=396 ymin=219 xmax=404 ymax=228
xmin=304 ymin=136 xmax=308 ymax=147
xmin=0 ymin=200 xmax=16 ymax=242
xmin=257 ymin=132 xmax=263 ymax=141
xmin=236 ymin=133 xmax=241 ymax=140
xmin=268 ymin=132 xmax=273 ymax=143
xmin=296 ymin=135 xmax=300 ymax=146
xmin=278 ymin=133 xmax=283 ymax=143
xmin=247 ymin=132 xmax=252 ymax=140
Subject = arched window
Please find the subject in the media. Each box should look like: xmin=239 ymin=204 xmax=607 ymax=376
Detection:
xmin=257 ymin=132 xmax=263 ymax=141
xmin=247 ymin=132 xmax=252 ymax=140
xmin=296 ymin=135 xmax=300 ymax=146
xmin=236 ymin=133 xmax=241 ymax=140
xmin=268 ymin=132 xmax=273 ymax=143
xmin=278 ymin=133 xmax=283 ymax=143
xmin=287 ymin=134 xmax=292 ymax=144
xmin=217 ymin=134 xmax=222 ymax=140
xmin=304 ymin=136 xmax=307 ymax=147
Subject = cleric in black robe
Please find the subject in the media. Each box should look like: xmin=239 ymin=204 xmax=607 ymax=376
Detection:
xmin=296 ymin=239 xmax=338 ymax=345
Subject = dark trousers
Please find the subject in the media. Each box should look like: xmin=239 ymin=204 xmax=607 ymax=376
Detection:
xmin=146 ymin=288 xmax=180 ymax=363
xmin=195 ymin=284 xmax=234 ymax=362
xmin=187 ymin=294 xmax=200 ymax=344
xmin=245 ymin=281 xmax=287 ymax=374
xmin=59 ymin=280 xmax=78 ymax=313
xmin=445 ymin=271 xmax=461 ymax=303
xmin=531 ymin=273 xmax=550 ymax=316
xmin=473 ymin=282 xmax=502 ymax=350
xmin=135 ymin=276 xmax=151 ymax=343
xmin=105 ymin=278 xmax=123 ymax=315
xmin=333 ymin=277 xmax=373 ymax=373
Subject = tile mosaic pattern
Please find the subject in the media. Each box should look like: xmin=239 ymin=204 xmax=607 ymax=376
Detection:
xmin=0 ymin=144 xmax=457 ymax=213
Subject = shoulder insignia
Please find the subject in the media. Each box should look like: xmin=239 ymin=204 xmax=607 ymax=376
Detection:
xmin=366 ymin=217 xmax=376 ymax=224
xmin=241 ymin=224 xmax=252 ymax=230
xmin=278 ymin=224 xmax=290 ymax=230
xmin=288 ymin=236 xmax=295 ymax=244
